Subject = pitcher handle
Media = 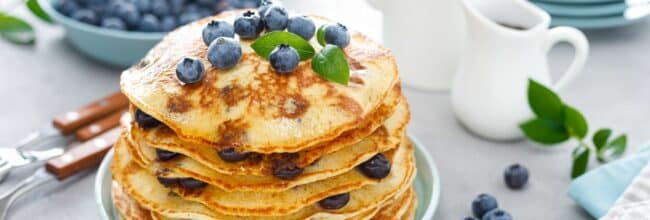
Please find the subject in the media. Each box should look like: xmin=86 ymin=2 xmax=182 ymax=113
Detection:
xmin=544 ymin=26 xmax=589 ymax=90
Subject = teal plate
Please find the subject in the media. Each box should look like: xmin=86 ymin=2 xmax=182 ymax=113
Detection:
xmin=551 ymin=6 xmax=650 ymax=29
xmin=95 ymin=135 xmax=441 ymax=220
xmin=531 ymin=1 xmax=632 ymax=17
xmin=533 ymin=0 xmax=623 ymax=4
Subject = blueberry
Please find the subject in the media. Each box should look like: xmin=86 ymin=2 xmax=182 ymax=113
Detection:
xmin=175 ymin=57 xmax=205 ymax=84
xmin=156 ymin=176 xmax=179 ymax=187
xmin=183 ymin=3 xmax=200 ymax=13
xmin=135 ymin=109 xmax=161 ymax=129
xmin=80 ymin=0 xmax=107 ymax=13
xmin=482 ymin=209 xmax=512 ymax=220
xmin=269 ymin=44 xmax=299 ymax=73
xmin=178 ymin=12 xmax=202 ymax=25
xmin=196 ymin=0 xmax=216 ymax=6
xmin=318 ymin=193 xmax=350 ymax=209
xmin=207 ymin=37 xmax=241 ymax=69
xmin=472 ymin=194 xmax=498 ymax=218
xmin=272 ymin=161 xmax=303 ymax=180
xmin=229 ymin=0 xmax=259 ymax=8
xmin=101 ymin=17 xmax=127 ymax=30
xmin=287 ymin=15 xmax=315 ymax=40
xmin=202 ymin=20 xmax=235 ymax=46
xmin=199 ymin=8 xmax=213 ymax=18
xmin=72 ymin=9 xmax=100 ymax=25
xmin=464 ymin=217 xmax=478 ymax=220
xmin=151 ymin=0 xmax=171 ymax=17
xmin=169 ymin=0 xmax=186 ymax=15
xmin=54 ymin=0 xmax=80 ymax=16
xmin=179 ymin=178 xmax=207 ymax=189
xmin=132 ymin=0 xmax=152 ymax=13
xmin=262 ymin=5 xmax=288 ymax=31
xmin=217 ymin=148 xmax=251 ymax=162
xmin=324 ymin=23 xmax=350 ymax=48
xmin=257 ymin=0 xmax=279 ymax=17
xmin=504 ymin=163 xmax=529 ymax=189
xmin=138 ymin=14 xmax=161 ymax=32
xmin=156 ymin=149 xmax=180 ymax=161
xmin=358 ymin=153 xmax=391 ymax=179
xmin=105 ymin=1 xmax=140 ymax=28
xmin=234 ymin=10 xmax=263 ymax=39
xmin=160 ymin=16 xmax=178 ymax=31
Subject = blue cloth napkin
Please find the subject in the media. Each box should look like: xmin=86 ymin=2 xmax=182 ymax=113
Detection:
xmin=567 ymin=142 xmax=650 ymax=218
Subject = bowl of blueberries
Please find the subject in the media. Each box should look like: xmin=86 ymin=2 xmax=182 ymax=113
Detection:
xmin=38 ymin=0 xmax=260 ymax=67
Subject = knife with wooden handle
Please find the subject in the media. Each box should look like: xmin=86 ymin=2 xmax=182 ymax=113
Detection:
xmin=8 ymin=92 xmax=128 ymax=150
xmin=0 ymin=127 xmax=121 ymax=220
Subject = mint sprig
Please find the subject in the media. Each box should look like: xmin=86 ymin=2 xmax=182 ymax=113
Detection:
xmin=0 ymin=13 xmax=35 ymax=45
xmin=251 ymin=31 xmax=315 ymax=61
xmin=251 ymin=31 xmax=350 ymax=85
xmin=520 ymin=79 xmax=628 ymax=179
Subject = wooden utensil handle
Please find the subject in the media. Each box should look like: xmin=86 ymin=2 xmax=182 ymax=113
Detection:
xmin=74 ymin=110 xmax=126 ymax=142
xmin=46 ymin=127 xmax=121 ymax=180
xmin=53 ymin=92 xmax=129 ymax=135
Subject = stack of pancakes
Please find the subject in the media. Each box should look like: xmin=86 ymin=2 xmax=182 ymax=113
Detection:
xmin=111 ymin=11 xmax=416 ymax=220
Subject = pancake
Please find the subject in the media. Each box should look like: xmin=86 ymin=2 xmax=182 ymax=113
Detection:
xmin=372 ymin=187 xmax=415 ymax=220
xmin=113 ymin=185 xmax=413 ymax=220
xmin=121 ymin=11 xmax=400 ymax=153
xmin=130 ymin=90 xmax=405 ymax=177
xmin=112 ymin=135 xmax=416 ymax=218
xmin=400 ymin=194 xmax=418 ymax=220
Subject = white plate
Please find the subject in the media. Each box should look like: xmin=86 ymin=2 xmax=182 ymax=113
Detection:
xmin=95 ymin=134 xmax=440 ymax=220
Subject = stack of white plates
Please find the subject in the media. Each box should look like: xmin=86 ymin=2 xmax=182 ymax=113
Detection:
xmin=530 ymin=0 xmax=650 ymax=29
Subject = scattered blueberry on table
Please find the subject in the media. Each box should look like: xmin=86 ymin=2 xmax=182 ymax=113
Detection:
xmin=471 ymin=194 xmax=498 ymax=218
xmin=504 ymin=163 xmax=529 ymax=189
xmin=54 ymin=0 xmax=261 ymax=32
xmin=482 ymin=209 xmax=513 ymax=220
xmin=269 ymin=44 xmax=300 ymax=73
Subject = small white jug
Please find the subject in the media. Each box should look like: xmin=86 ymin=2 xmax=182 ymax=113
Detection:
xmin=451 ymin=0 xmax=589 ymax=141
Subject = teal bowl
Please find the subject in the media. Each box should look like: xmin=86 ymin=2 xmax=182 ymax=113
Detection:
xmin=38 ymin=0 xmax=166 ymax=68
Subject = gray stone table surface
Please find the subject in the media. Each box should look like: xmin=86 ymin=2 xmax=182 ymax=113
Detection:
xmin=1 ymin=7 xmax=649 ymax=220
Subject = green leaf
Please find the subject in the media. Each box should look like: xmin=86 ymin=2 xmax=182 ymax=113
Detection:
xmin=520 ymin=118 xmax=569 ymax=145
xmin=251 ymin=31 xmax=315 ymax=61
xmin=317 ymin=24 xmax=326 ymax=46
xmin=563 ymin=105 xmax=588 ymax=139
xmin=592 ymin=128 xmax=612 ymax=151
xmin=528 ymin=79 xmax=564 ymax=122
xmin=26 ymin=0 xmax=52 ymax=23
xmin=571 ymin=146 xmax=590 ymax=179
xmin=311 ymin=44 xmax=349 ymax=85
xmin=598 ymin=134 xmax=627 ymax=162
xmin=0 ymin=14 xmax=35 ymax=45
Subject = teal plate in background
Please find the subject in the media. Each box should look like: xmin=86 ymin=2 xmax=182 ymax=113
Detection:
xmin=96 ymin=135 xmax=441 ymax=220
xmin=531 ymin=1 xmax=632 ymax=17
xmin=551 ymin=6 xmax=650 ymax=29
xmin=533 ymin=0 xmax=623 ymax=4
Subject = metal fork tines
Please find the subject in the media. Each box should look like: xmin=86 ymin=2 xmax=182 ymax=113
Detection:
xmin=0 ymin=147 xmax=64 ymax=183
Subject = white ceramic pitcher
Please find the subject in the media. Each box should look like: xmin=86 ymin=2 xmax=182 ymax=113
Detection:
xmin=451 ymin=0 xmax=589 ymax=141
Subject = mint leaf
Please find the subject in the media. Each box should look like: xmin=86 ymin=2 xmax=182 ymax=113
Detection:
xmin=27 ymin=0 xmax=52 ymax=23
xmin=251 ymin=31 xmax=315 ymax=61
xmin=311 ymin=45 xmax=349 ymax=85
xmin=592 ymin=128 xmax=612 ymax=151
xmin=0 ymin=14 xmax=35 ymax=45
xmin=528 ymin=79 xmax=564 ymax=122
xmin=317 ymin=25 xmax=326 ymax=46
xmin=571 ymin=146 xmax=590 ymax=179
xmin=598 ymin=134 xmax=627 ymax=162
xmin=563 ymin=105 xmax=588 ymax=139
xmin=520 ymin=118 xmax=569 ymax=145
